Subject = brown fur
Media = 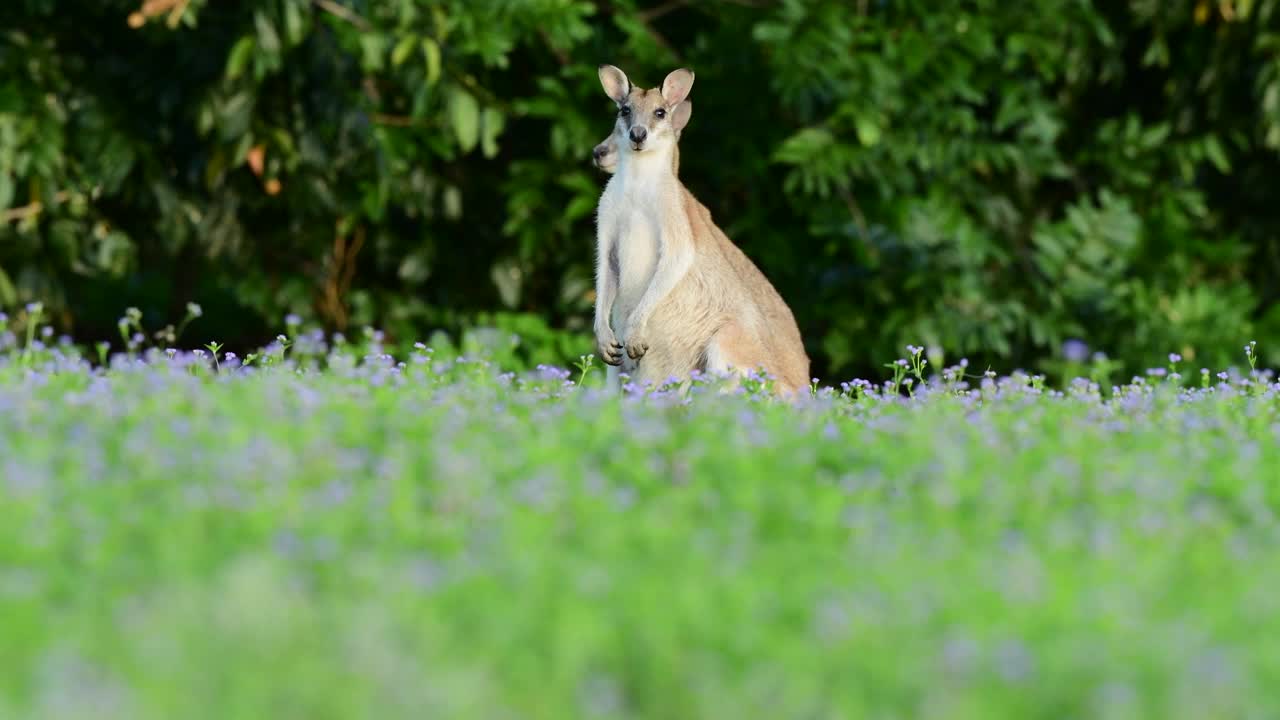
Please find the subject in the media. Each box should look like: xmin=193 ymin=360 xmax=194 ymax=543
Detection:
xmin=592 ymin=65 xmax=809 ymax=396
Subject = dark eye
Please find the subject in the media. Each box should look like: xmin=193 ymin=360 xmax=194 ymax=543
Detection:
xmin=619 ymin=106 xmax=631 ymax=116
xmin=655 ymin=108 xmax=666 ymax=119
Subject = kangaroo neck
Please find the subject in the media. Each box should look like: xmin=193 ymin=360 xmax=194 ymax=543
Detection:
xmin=618 ymin=144 xmax=678 ymax=193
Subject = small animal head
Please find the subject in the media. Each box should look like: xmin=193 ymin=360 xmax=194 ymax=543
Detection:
xmin=591 ymin=135 xmax=618 ymax=174
xmin=597 ymin=65 xmax=694 ymax=155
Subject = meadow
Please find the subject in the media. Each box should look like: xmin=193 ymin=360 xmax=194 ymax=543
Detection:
xmin=3 ymin=304 xmax=1280 ymax=719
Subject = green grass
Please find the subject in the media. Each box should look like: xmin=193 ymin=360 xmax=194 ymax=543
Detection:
xmin=2 ymin=323 xmax=1280 ymax=719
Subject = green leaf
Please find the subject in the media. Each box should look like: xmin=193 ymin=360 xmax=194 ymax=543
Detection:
xmin=225 ymin=36 xmax=256 ymax=80
xmin=283 ymin=0 xmax=306 ymax=46
xmin=481 ymin=107 xmax=504 ymax=159
xmin=442 ymin=185 xmax=463 ymax=219
xmin=0 ymin=263 xmax=15 ymax=306
xmin=854 ymin=115 xmax=881 ymax=147
xmin=0 ymin=172 xmax=13 ymax=211
xmin=563 ymin=193 xmax=595 ymax=223
xmin=218 ymin=92 xmax=254 ymax=142
xmin=422 ymin=37 xmax=442 ymax=87
xmin=1204 ymin=136 xmax=1231 ymax=173
xmin=773 ymin=127 xmax=835 ymax=165
xmin=358 ymin=34 xmax=388 ymax=72
xmin=392 ymin=34 xmax=417 ymax=67
xmin=253 ymin=11 xmax=281 ymax=55
xmin=449 ymin=88 xmax=480 ymax=154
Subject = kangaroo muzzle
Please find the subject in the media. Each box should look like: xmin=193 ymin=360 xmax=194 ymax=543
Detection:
xmin=628 ymin=126 xmax=647 ymax=148
xmin=592 ymin=140 xmax=615 ymax=172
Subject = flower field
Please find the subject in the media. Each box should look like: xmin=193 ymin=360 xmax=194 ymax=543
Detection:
xmin=3 ymin=308 xmax=1280 ymax=719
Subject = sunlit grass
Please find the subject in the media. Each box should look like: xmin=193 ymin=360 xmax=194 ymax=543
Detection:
xmin=2 ymin=307 xmax=1279 ymax=719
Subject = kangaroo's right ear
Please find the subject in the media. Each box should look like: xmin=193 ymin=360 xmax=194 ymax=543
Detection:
xmin=661 ymin=68 xmax=695 ymax=105
xmin=598 ymin=65 xmax=631 ymax=105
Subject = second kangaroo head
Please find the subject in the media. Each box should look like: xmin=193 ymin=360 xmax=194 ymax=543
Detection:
xmin=597 ymin=65 xmax=694 ymax=156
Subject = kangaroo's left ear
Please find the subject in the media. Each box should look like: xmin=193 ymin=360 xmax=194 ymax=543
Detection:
xmin=662 ymin=68 xmax=695 ymax=106
xmin=671 ymin=100 xmax=693 ymax=132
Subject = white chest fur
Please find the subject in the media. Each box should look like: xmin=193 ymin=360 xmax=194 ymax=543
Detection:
xmin=613 ymin=204 xmax=660 ymax=314
xmin=600 ymin=157 xmax=672 ymax=333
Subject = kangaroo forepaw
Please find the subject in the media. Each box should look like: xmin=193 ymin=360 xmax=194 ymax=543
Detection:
xmin=596 ymin=330 xmax=624 ymax=366
xmin=603 ymin=341 xmax=624 ymax=366
xmin=625 ymin=338 xmax=649 ymax=360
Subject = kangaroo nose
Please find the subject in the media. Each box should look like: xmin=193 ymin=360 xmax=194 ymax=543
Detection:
xmin=593 ymin=144 xmax=608 ymax=160
xmin=628 ymin=126 xmax=647 ymax=145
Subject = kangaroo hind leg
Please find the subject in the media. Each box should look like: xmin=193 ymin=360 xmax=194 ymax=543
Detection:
xmin=703 ymin=322 xmax=769 ymax=392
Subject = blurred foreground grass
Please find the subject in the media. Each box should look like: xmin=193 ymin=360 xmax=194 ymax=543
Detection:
xmin=2 ymin=317 xmax=1280 ymax=719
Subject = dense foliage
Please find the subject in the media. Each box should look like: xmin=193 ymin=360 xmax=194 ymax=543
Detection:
xmin=4 ymin=315 xmax=1280 ymax=717
xmin=3 ymin=0 xmax=1280 ymax=378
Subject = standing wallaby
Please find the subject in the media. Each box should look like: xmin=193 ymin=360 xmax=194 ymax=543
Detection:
xmin=593 ymin=64 xmax=810 ymax=395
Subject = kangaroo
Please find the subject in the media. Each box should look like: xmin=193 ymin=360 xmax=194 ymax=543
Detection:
xmin=592 ymin=130 xmax=680 ymax=175
xmin=592 ymin=64 xmax=810 ymax=396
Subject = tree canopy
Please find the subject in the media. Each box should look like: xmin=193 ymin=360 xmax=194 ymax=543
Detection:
xmin=3 ymin=0 xmax=1280 ymax=378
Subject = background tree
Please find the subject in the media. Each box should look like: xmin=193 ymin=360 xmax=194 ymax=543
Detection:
xmin=3 ymin=0 xmax=1279 ymax=379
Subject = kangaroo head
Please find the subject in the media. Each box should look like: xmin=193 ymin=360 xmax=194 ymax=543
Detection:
xmin=591 ymin=136 xmax=618 ymax=173
xmin=597 ymin=65 xmax=694 ymax=157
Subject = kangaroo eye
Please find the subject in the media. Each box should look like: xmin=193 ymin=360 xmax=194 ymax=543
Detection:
xmin=655 ymin=108 xmax=667 ymax=119
xmin=619 ymin=106 xmax=631 ymax=116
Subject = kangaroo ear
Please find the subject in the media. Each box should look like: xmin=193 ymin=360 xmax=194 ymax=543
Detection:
xmin=662 ymin=68 xmax=695 ymax=105
xmin=671 ymin=100 xmax=693 ymax=132
xmin=598 ymin=64 xmax=631 ymax=104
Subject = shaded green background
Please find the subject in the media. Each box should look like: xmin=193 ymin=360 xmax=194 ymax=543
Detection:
xmin=3 ymin=0 xmax=1280 ymax=379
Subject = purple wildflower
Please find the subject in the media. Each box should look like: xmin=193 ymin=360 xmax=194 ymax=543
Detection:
xmin=1062 ymin=339 xmax=1089 ymax=362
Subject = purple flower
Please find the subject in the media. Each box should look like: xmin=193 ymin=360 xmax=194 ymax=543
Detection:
xmin=1062 ymin=339 xmax=1089 ymax=363
xmin=285 ymin=313 xmax=302 ymax=326
xmin=1168 ymin=353 xmax=1182 ymax=363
